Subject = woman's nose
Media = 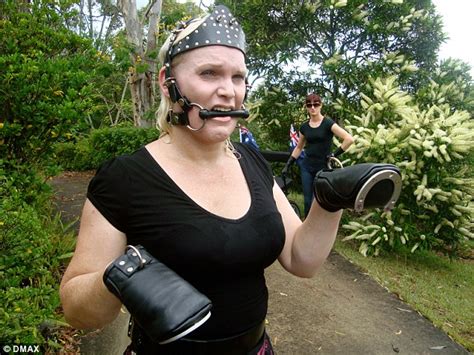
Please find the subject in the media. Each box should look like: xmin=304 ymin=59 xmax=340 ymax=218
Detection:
xmin=216 ymin=77 xmax=236 ymax=98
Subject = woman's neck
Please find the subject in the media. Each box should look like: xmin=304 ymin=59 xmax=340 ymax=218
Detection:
xmin=158 ymin=128 xmax=230 ymax=164
xmin=309 ymin=112 xmax=323 ymax=122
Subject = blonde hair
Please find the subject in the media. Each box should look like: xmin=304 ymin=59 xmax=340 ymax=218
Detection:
xmin=156 ymin=18 xmax=207 ymax=136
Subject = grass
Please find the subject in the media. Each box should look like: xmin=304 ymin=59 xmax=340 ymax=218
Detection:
xmin=287 ymin=191 xmax=473 ymax=351
xmin=335 ymin=241 xmax=474 ymax=351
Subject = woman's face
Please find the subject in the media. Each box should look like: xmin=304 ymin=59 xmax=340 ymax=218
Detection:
xmin=171 ymin=45 xmax=247 ymax=140
xmin=306 ymin=101 xmax=322 ymax=115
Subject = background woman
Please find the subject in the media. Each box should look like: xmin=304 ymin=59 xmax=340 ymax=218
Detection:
xmin=283 ymin=93 xmax=354 ymax=217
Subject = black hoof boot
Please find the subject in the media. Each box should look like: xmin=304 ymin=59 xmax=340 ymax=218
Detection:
xmin=103 ymin=245 xmax=212 ymax=344
xmin=313 ymin=163 xmax=402 ymax=212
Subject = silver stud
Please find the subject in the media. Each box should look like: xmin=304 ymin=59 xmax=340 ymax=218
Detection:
xmin=132 ymin=252 xmax=137 ymax=256
xmin=195 ymin=42 xmax=199 ymax=46
xmin=127 ymin=267 xmax=134 ymax=272
xmin=119 ymin=261 xmax=126 ymax=266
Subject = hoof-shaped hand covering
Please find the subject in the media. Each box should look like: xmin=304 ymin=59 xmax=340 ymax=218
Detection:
xmin=103 ymin=245 xmax=212 ymax=344
xmin=313 ymin=163 xmax=402 ymax=212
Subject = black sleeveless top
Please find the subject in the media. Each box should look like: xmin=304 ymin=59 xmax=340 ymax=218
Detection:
xmin=300 ymin=117 xmax=335 ymax=163
xmin=87 ymin=143 xmax=285 ymax=339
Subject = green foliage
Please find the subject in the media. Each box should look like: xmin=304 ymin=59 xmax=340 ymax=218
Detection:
xmin=222 ymin=0 xmax=445 ymax=110
xmin=246 ymin=86 xmax=304 ymax=152
xmin=416 ymin=58 xmax=474 ymax=114
xmin=53 ymin=140 xmax=94 ymax=171
xmin=0 ymin=0 xmax=116 ymax=165
xmin=339 ymin=75 xmax=473 ymax=256
xmin=55 ymin=126 xmax=161 ymax=170
xmin=89 ymin=126 xmax=160 ymax=166
xmin=0 ymin=193 xmax=76 ymax=347
xmin=0 ymin=160 xmax=54 ymax=206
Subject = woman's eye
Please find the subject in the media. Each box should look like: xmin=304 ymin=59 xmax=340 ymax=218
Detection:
xmin=200 ymin=70 xmax=215 ymax=77
xmin=233 ymin=74 xmax=245 ymax=82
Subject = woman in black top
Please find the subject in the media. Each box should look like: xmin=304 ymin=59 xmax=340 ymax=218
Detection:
xmin=283 ymin=93 xmax=354 ymax=217
xmin=60 ymin=6 xmax=345 ymax=354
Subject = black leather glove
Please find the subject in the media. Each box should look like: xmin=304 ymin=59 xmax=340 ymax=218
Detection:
xmin=333 ymin=146 xmax=344 ymax=157
xmin=103 ymin=245 xmax=212 ymax=344
xmin=326 ymin=152 xmax=335 ymax=160
xmin=326 ymin=147 xmax=344 ymax=162
xmin=282 ymin=156 xmax=296 ymax=176
xmin=313 ymin=163 xmax=401 ymax=212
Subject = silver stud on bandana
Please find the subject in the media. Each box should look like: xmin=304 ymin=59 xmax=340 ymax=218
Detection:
xmin=168 ymin=5 xmax=246 ymax=61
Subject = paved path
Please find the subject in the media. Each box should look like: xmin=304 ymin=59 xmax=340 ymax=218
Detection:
xmin=51 ymin=172 xmax=469 ymax=354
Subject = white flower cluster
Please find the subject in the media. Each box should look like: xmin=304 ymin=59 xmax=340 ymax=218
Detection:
xmin=386 ymin=7 xmax=426 ymax=33
xmin=341 ymin=75 xmax=473 ymax=256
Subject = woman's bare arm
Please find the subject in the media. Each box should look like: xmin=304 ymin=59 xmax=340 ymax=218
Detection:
xmin=59 ymin=199 xmax=127 ymax=329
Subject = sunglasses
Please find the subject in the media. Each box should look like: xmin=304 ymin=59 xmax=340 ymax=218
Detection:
xmin=306 ymin=102 xmax=321 ymax=108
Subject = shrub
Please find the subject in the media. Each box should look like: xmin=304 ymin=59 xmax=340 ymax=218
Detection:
xmin=89 ymin=127 xmax=160 ymax=167
xmin=0 ymin=1 xmax=115 ymax=166
xmin=338 ymin=76 xmax=473 ymax=256
xmin=0 ymin=195 xmax=76 ymax=348
xmin=0 ymin=160 xmax=54 ymax=206
xmin=53 ymin=140 xmax=93 ymax=171
xmin=54 ymin=126 xmax=161 ymax=171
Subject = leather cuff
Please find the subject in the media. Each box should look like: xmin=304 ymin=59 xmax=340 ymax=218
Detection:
xmin=103 ymin=245 xmax=212 ymax=344
xmin=313 ymin=163 xmax=401 ymax=212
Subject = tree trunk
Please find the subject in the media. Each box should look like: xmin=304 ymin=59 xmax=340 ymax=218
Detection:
xmin=118 ymin=0 xmax=161 ymax=127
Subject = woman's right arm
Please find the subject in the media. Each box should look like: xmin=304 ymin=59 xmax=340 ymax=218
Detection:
xmin=290 ymin=133 xmax=306 ymax=159
xmin=59 ymin=199 xmax=127 ymax=329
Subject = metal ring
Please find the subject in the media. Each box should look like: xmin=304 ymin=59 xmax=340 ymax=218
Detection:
xmin=327 ymin=156 xmax=344 ymax=169
xmin=126 ymin=245 xmax=146 ymax=269
xmin=354 ymin=170 xmax=402 ymax=212
xmin=186 ymin=102 xmax=207 ymax=131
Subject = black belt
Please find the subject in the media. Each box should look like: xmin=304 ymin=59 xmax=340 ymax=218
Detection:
xmin=181 ymin=320 xmax=265 ymax=354
xmin=130 ymin=320 xmax=266 ymax=355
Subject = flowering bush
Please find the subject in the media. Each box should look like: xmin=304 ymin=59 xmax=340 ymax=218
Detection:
xmin=337 ymin=76 xmax=473 ymax=256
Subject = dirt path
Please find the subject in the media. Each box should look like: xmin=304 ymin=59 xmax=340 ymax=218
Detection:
xmin=50 ymin=172 xmax=469 ymax=354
